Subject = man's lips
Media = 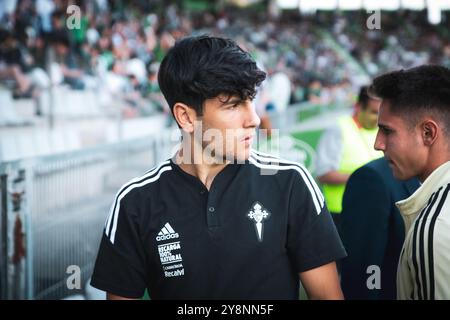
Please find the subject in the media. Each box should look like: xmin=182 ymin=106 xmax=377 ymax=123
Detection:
xmin=242 ymin=135 xmax=254 ymax=145
xmin=241 ymin=134 xmax=254 ymax=141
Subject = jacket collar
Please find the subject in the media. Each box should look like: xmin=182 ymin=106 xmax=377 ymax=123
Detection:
xmin=396 ymin=161 xmax=450 ymax=228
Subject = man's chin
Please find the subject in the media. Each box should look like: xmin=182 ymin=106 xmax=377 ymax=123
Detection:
xmin=388 ymin=162 xmax=403 ymax=180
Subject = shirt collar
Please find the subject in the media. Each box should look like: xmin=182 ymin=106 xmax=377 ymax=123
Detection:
xmin=170 ymin=158 xmax=242 ymax=191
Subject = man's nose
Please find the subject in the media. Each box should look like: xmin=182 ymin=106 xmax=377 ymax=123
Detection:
xmin=245 ymin=102 xmax=261 ymax=128
xmin=374 ymin=131 xmax=385 ymax=151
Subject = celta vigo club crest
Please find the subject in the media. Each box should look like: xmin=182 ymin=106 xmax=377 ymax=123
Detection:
xmin=247 ymin=202 xmax=271 ymax=242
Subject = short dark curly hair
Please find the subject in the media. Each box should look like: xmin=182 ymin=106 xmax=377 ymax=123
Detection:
xmin=369 ymin=65 xmax=450 ymax=129
xmin=158 ymin=35 xmax=266 ymax=120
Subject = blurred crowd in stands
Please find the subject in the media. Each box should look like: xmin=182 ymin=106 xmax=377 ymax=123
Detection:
xmin=330 ymin=10 xmax=450 ymax=76
xmin=1 ymin=0 xmax=449 ymax=121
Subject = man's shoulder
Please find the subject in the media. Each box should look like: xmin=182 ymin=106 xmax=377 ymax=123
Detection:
xmin=247 ymin=150 xmax=316 ymax=184
xmin=115 ymin=160 xmax=173 ymax=203
xmin=358 ymin=157 xmax=389 ymax=175
xmin=317 ymin=123 xmax=343 ymax=151
xmin=248 ymin=150 xmax=324 ymax=214
xmin=349 ymin=157 xmax=397 ymax=182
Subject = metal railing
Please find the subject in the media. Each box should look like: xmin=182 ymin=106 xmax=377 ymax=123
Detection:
xmin=0 ymin=130 xmax=177 ymax=299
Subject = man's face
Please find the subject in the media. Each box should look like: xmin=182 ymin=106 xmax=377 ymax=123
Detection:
xmin=374 ymin=100 xmax=427 ymax=180
xmin=358 ymin=98 xmax=381 ymax=129
xmin=196 ymin=94 xmax=261 ymax=163
xmin=55 ymin=43 xmax=69 ymax=55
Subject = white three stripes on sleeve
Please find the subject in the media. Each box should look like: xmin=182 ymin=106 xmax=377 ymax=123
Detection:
xmin=250 ymin=150 xmax=324 ymax=203
xmin=409 ymin=184 xmax=450 ymax=300
xmin=249 ymin=151 xmax=325 ymax=215
xmin=104 ymin=161 xmax=172 ymax=244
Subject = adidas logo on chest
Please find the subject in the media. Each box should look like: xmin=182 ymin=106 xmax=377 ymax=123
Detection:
xmin=156 ymin=222 xmax=179 ymax=241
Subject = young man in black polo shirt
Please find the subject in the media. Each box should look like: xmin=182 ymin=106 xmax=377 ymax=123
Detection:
xmin=91 ymin=35 xmax=346 ymax=300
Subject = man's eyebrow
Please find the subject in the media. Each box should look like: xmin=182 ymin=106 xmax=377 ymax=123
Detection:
xmin=378 ymin=123 xmax=391 ymax=129
xmin=221 ymin=98 xmax=242 ymax=106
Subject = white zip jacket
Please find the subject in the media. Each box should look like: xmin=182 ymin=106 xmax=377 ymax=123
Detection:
xmin=396 ymin=161 xmax=450 ymax=300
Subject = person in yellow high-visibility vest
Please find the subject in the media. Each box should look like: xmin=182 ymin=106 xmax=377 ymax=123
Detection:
xmin=315 ymin=86 xmax=383 ymax=234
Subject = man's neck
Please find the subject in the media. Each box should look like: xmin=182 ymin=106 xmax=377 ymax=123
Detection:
xmin=419 ymin=146 xmax=450 ymax=182
xmin=173 ymin=150 xmax=229 ymax=190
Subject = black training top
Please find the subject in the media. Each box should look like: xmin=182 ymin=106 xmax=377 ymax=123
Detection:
xmin=91 ymin=150 xmax=346 ymax=299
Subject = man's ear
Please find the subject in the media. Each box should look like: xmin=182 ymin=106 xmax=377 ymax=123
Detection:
xmin=421 ymin=119 xmax=439 ymax=146
xmin=172 ymin=103 xmax=198 ymax=133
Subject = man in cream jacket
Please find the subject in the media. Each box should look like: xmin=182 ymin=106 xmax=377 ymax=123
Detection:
xmin=370 ymin=65 xmax=450 ymax=300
